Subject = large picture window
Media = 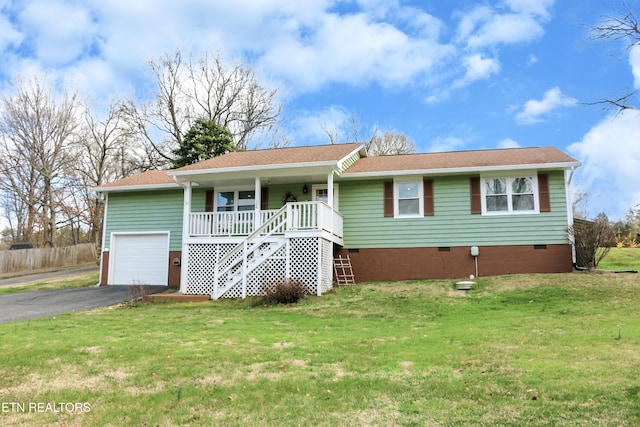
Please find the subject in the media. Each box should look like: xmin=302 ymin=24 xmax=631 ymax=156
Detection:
xmin=216 ymin=190 xmax=255 ymax=212
xmin=481 ymin=175 xmax=538 ymax=214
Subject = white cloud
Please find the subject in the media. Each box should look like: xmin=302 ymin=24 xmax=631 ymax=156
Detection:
xmin=466 ymin=13 xmax=545 ymax=49
xmin=516 ymin=87 xmax=577 ymax=125
xmin=568 ymin=110 xmax=640 ymax=220
xmin=0 ymin=10 xmax=22 ymax=51
xmin=630 ymin=45 xmax=640 ymax=89
xmin=289 ymin=105 xmax=354 ymax=145
xmin=455 ymin=1 xmax=552 ymax=50
xmin=503 ymin=0 xmax=555 ymax=19
xmin=18 ymin=0 xmax=97 ymax=66
xmin=260 ymin=11 xmax=453 ymax=91
xmin=452 ymin=53 xmax=501 ymax=89
xmin=497 ymin=138 xmax=520 ymax=148
xmin=0 ymin=0 xmax=555 ymax=111
xmin=428 ymin=136 xmax=466 ymax=153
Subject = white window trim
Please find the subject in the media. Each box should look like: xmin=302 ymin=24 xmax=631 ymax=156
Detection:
xmin=480 ymin=172 xmax=539 ymax=215
xmin=394 ymin=178 xmax=423 ymax=218
xmin=214 ymin=186 xmax=256 ymax=212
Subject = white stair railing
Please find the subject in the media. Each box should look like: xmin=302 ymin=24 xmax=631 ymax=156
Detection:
xmin=212 ymin=205 xmax=288 ymax=299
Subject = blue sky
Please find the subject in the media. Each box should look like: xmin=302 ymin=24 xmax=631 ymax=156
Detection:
xmin=0 ymin=0 xmax=639 ymax=220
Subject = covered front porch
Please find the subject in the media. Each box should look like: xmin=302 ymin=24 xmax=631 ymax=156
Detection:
xmin=170 ymin=167 xmax=343 ymax=298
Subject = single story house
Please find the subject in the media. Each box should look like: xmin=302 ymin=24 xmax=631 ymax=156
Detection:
xmin=95 ymin=143 xmax=581 ymax=298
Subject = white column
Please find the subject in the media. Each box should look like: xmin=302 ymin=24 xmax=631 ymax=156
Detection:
xmin=254 ymin=176 xmax=261 ymax=230
xmin=327 ymin=172 xmax=334 ymax=209
xmin=179 ymin=181 xmax=192 ymax=294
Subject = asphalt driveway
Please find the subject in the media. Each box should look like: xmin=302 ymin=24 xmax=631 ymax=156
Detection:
xmin=0 ymin=285 xmax=167 ymax=323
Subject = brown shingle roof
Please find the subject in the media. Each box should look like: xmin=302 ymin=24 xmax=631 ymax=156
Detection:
xmin=96 ymin=169 xmax=176 ymax=189
xmin=96 ymin=145 xmax=579 ymax=191
xmin=343 ymin=146 xmax=579 ymax=175
xmin=174 ymin=143 xmax=363 ymax=171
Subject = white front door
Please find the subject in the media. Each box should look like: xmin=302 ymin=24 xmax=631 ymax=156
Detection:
xmin=312 ymin=184 xmax=339 ymax=210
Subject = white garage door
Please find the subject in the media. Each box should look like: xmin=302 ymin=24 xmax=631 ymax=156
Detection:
xmin=109 ymin=233 xmax=169 ymax=286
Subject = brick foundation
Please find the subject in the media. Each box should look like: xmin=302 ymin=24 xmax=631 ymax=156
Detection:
xmin=336 ymin=244 xmax=573 ymax=282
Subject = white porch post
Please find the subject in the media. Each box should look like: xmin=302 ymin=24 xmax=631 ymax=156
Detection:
xmin=179 ymin=181 xmax=192 ymax=294
xmin=327 ymin=172 xmax=334 ymax=209
xmin=254 ymin=176 xmax=261 ymax=230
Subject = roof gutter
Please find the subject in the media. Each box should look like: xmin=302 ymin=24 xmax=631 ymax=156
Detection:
xmin=567 ymin=166 xmax=576 ymax=186
xmin=172 ymin=175 xmax=187 ymax=189
xmin=342 ymin=161 xmax=582 ymax=179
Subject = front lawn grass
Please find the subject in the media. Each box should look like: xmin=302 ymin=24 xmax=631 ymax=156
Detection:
xmin=0 ymin=272 xmax=99 ymax=295
xmin=598 ymin=247 xmax=640 ymax=271
xmin=0 ymin=272 xmax=638 ymax=426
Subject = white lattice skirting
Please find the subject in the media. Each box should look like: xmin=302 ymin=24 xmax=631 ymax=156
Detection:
xmin=184 ymin=237 xmax=334 ymax=298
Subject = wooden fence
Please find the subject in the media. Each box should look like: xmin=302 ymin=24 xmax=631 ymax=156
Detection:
xmin=0 ymin=243 xmax=98 ymax=274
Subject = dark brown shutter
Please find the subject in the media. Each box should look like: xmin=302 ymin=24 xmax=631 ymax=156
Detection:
xmin=383 ymin=181 xmax=394 ymax=217
xmin=470 ymin=177 xmax=481 ymax=214
xmin=205 ymin=190 xmax=214 ymax=212
xmin=538 ymin=173 xmax=550 ymax=212
xmin=423 ymin=179 xmax=434 ymax=216
xmin=261 ymin=187 xmax=269 ymax=210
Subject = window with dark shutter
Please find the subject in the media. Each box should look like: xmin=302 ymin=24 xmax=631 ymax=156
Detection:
xmin=423 ymin=179 xmax=434 ymax=216
xmin=383 ymin=181 xmax=394 ymax=217
xmin=538 ymin=173 xmax=551 ymax=212
xmin=470 ymin=177 xmax=481 ymax=214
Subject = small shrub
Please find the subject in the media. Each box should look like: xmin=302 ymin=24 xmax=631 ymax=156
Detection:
xmin=262 ymin=279 xmax=309 ymax=305
xmin=128 ymin=284 xmax=150 ymax=305
xmin=570 ymin=216 xmax=613 ymax=269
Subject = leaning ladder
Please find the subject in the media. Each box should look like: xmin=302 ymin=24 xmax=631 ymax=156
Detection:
xmin=333 ymin=255 xmax=355 ymax=285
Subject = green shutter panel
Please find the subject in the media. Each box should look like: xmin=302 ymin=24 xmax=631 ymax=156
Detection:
xmin=538 ymin=173 xmax=551 ymax=212
xmin=470 ymin=177 xmax=481 ymax=214
xmin=423 ymin=179 xmax=434 ymax=216
xmin=384 ymin=181 xmax=394 ymax=217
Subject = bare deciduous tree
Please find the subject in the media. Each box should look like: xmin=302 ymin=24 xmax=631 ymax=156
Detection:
xmin=0 ymin=74 xmax=81 ymax=247
xmin=321 ymin=116 xmax=414 ymax=156
xmin=73 ymin=101 xmax=148 ymax=249
xmin=366 ymin=130 xmax=416 ymax=156
xmin=588 ymin=1 xmax=639 ymax=111
xmin=123 ymin=49 xmax=281 ymax=167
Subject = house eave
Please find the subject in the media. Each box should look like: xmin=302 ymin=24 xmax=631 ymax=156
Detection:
xmin=341 ymin=161 xmax=582 ymax=179
xmin=93 ymin=183 xmax=180 ymax=193
xmin=167 ymin=160 xmax=341 ymax=181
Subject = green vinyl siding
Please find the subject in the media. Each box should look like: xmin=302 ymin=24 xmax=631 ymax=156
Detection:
xmin=190 ymin=188 xmax=209 ymax=212
xmin=266 ymin=183 xmax=314 ymax=208
xmin=340 ymin=170 xmax=569 ymax=248
xmin=104 ymin=190 xmax=184 ymax=251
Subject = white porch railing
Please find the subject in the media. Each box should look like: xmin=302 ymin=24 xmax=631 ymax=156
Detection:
xmin=189 ymin=210 xmax=278 ymax=237
xmin=287 ymin=202 xmax=343 ymax=237
xmin=188 ymin=202 xmax=342 ymax=239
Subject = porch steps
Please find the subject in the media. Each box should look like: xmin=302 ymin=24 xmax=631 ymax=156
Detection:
xmin=334 ymin=255 xmax=355 ymax=285
xmin=146 ymin=293 xmax=210 ymax=302
xmin=215 ymin=238 xmax=286 ymax=298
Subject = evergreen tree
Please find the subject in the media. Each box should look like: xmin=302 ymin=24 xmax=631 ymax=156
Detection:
xmin=172 ymin=119 xmax=235 ymax=168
